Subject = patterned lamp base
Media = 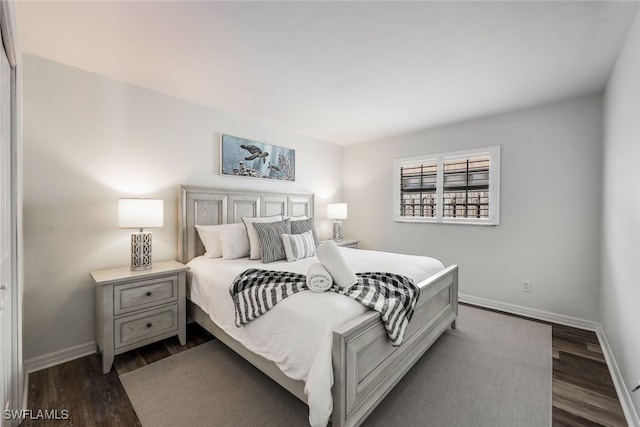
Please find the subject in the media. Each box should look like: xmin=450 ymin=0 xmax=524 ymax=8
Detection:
xmin=130 ymin=231 xmax=152 ymax=271
xmin=333 ymin=220 xmax=343 ymax=241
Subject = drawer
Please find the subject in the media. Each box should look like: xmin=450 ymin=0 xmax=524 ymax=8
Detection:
xmin=114 ymin=276 xmax=178 ymax=315
xmin=114 ymin=305 xmax=178 ymax=349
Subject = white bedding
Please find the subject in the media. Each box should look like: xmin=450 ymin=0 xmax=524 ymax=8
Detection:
xmin=187 ymin=247 xmax=444 ymax=427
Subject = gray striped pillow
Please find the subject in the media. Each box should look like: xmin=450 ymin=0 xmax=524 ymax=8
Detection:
xmin=290 ymin=217 xmax=319 ymax=247
xmin=281 ymin=230 xmax=316 ymax=262
xmin=253 ymin=219 xmax=292 ymax=263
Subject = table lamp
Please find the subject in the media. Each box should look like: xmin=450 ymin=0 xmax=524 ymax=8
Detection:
xmin=119 ymin=198 xmax=164 ymax=271
xmin=327 ymin=203 xmax=348 ymax=241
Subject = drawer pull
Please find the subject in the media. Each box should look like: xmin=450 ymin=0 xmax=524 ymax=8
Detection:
xmin=146 ymin=291 xmax=152 ymax=296
xmin=146 ymin=323 xmax=152 ymax=328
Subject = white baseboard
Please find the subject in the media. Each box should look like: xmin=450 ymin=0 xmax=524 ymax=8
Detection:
xmin=23 ymin=341 xmax=97 ymax=375
xmin=22 ymin=372 xmax=28 ymax=411
xmin=459 ymin=293 xmax=600 ymax=330
xmin=459 ymin=293 xmax=639 ymax=427
xmin=594 ymin=326 xmax=640 ymax=427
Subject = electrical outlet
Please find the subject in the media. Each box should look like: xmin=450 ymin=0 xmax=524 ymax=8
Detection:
xmin=522 ymin=280 xmax=532 ymax=293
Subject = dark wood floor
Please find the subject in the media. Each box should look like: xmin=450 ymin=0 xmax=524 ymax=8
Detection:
xmin=22 ymin=315 xmax=628 ymax=427
xmin=22 ymin=323 xmax=212 ymax=427
xmin=552 ymin=324 xmax=627 ymax=426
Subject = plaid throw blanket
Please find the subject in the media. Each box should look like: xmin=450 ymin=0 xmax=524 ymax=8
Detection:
xmin=229 ymin=268 xmax=420 ymax=346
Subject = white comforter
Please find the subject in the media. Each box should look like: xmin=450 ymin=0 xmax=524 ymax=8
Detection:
xmin=187 ymin=247 xmax=444 ymax=427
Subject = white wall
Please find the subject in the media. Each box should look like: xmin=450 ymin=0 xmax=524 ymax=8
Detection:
xmin=602 ymin=10 xmax=640 ymax=420
xmin=343 ymin=95 xmax=603 ymax=321
xmin=22 ymin=54 xmax=343 ymax=361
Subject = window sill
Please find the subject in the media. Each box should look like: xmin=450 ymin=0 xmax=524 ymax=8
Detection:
xmin=395 ymin=217 xmax=499 ymax=226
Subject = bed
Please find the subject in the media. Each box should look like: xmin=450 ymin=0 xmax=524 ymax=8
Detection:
xmin=178 ymin=185 xmax=458 ymax=427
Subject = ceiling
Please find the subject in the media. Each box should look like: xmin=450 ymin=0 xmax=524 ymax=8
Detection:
xmin=15 ymin=1 xmax=640 ymax=145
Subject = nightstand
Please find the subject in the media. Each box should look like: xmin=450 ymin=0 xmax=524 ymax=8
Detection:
xmin=321 ymin=238 xmax=359 ymax=249
xmin=91 ymin=260 xmax=189 ymax=374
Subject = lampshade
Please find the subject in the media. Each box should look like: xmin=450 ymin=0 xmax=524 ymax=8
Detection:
xmin=327 ymin=203 xmax=348 ymax=220
xmin=119 ymin=199 xmax=164 ymax=229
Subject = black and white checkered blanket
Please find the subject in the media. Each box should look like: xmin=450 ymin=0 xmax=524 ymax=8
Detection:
xmin=229 ymin=268 xmax=420 ymax=346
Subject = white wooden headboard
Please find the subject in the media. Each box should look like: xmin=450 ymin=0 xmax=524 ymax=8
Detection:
xmin=178 ymin=185 xmax=315 ymax=263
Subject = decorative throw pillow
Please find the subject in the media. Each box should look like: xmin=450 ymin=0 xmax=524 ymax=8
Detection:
xmin=194 ymin=224 xmax=226 ymax=258
xmin=242 ymin=215 xmax=284 ymax=260
xmin=290 ymin=218 xmax=319 ymax=247
xmin=253 ymin=219 xmax=292 ymax=263
xmin=218 ymin=223 xmax=250 ymax=260
xmin=281 ymin=230 xmax=316 ymax=262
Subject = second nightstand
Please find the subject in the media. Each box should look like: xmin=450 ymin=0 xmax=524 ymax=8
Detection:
xmin=321 ymin=238 xmax=359 ymax=249
xmin=91 ymin=260 xmax=189 ymax=374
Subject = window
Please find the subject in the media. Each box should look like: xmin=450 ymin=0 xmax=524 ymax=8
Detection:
xmin=394 ymin=146 xmax=500 ymax=225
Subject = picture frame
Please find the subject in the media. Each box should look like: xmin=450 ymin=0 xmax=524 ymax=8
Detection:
xmin=220 ymin=134 xmax=295 ymax=182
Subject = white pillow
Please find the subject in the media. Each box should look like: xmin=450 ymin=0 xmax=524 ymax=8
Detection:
xmin=194 ymin=224 xmax=224 ymax=258
xmin=218 ymin=223 xmax=250 ymax=260
xmin=242 ymin=215 xmax=283 ymax=260
xmin=281 ymin=230 xmax=316 ymax=262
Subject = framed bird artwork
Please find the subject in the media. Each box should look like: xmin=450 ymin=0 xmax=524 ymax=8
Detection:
xmin=219 ymin=134 xmax=295 ymax=181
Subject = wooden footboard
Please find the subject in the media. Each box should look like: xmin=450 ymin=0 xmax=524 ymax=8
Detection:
xmin=331 ymin=264 xmax=458 ymax=427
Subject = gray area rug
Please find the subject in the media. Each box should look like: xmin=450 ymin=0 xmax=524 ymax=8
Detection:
xmin=120 ymin=305 xmax=552 ymax=427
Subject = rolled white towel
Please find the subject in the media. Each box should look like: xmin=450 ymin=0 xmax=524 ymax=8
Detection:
xmin=306 ymin=262 xmax=333 ymax=293
xmin=316 ymin=241 xmax=358 ymax=289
